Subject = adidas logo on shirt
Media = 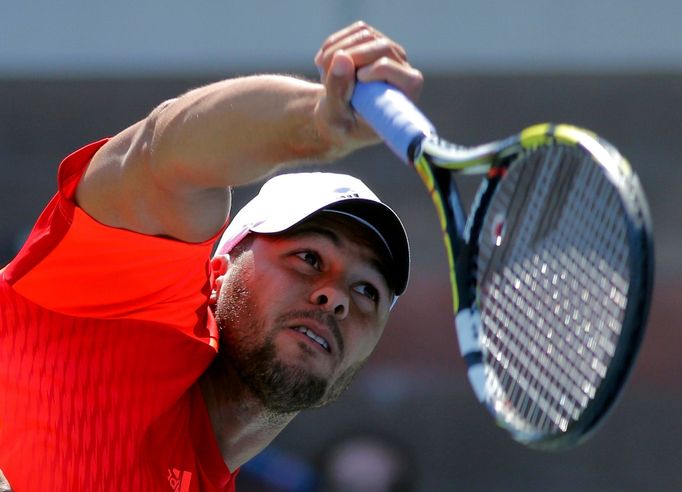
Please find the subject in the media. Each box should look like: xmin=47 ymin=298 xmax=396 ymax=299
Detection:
xmin=167 ymin=468 xmax=192 ymax=492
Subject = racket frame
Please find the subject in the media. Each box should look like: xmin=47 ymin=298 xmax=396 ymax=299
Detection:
xmin=412 ymin=124 xmax=654 ymax=449
xmin=350 ymin=82 xmax=653 ymax=450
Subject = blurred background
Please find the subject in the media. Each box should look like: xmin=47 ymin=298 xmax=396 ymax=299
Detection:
xmin=1 ymin=1 xmax=680 ymax=490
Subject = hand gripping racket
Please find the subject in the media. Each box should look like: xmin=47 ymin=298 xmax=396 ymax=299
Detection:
xmin=352 ymin=82 xmax=654 ymax=450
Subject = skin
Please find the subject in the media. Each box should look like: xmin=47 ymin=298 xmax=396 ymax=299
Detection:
xmin=71 ymin=21 xmax=420 ymax=471
xmin=1 ymin=21 xmax=422 ymax=487
xmin=0 ymin=23 xmax=422 ymax=489
xmin=75 ymin=21 xmax=423 ymax=244
xmin=201 ymin=215 xmax=393 ymax=470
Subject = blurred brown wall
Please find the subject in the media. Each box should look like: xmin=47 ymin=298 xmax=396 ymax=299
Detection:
xmin=1 ymin=73 xmax=680 ymax=491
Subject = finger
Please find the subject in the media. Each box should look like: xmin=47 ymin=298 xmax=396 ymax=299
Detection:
xmin=317 ymin=34 xmax=407 ymax=77
xmin=357 ymin=58 xmax=424 ymax=102
xmin=343 ymin=38 xmax=408 ymax=70
xmin=315 ymin=29 xmax=407 ymax=69
xmin=316 ymin=28 xmax=377 ymax=75
xmin=315 ymin=23 xmax=367 ymax=69
xmin=317 ymin=21 xmax=378 ymax=58
xmin=315 ymin=22 xmax=401 ymax=70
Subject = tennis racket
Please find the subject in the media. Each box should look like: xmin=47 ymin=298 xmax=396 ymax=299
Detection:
xmin=351 ymin=81 xmax=654 ymax=450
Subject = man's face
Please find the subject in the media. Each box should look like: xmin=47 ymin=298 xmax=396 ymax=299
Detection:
xmin=213 ymin=216 xmax=393 ymax=413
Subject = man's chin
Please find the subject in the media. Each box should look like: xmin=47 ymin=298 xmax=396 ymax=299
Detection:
xmin=239 ymin=353 xmax=330 ymax=413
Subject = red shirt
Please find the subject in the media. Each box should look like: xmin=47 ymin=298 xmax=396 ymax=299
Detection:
xmin=0 ymin=141 xmax=237 ymax=491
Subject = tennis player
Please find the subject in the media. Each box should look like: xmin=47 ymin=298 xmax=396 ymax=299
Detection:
xmin=0 ymin=22 xmax=422 ymax=491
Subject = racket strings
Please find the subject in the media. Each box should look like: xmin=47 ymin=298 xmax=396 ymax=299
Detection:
xmin=475 ymin=145 xmax=631 ymax=438
xmin=481 ymin=149 xmax=591 ymax=431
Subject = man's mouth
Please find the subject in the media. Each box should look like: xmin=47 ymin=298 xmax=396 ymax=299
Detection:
xmin=291 ymin=326 xmax=331 ymax=353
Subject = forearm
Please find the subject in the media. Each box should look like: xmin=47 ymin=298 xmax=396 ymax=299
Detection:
xmin=76 ymin=23 xmax=422 ymax=242
xmin=148 ymin=74 xmax=345 ymax=190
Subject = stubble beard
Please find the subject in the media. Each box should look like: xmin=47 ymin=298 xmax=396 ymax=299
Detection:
xmin=215 ymin=271 xmax=363 ymax=414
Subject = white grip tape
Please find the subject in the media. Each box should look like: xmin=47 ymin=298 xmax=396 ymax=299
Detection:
xmin=455 ymin=308 xmax=482 ymax=357
xmin=467 ymin=364 xmax=487 ymax=403
xmin=351 ymin=81 xmax=435 ymax=164
xmin=456 ymin=309 xmax=487 ymax=403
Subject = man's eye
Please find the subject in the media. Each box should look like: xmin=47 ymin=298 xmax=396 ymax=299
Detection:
xmin=355 ymin=283 xmax=380 ymax=303
xmin=295 ymin=251 xmax=321 ymax=269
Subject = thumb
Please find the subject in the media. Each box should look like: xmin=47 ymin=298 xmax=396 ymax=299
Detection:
xmin=316 ymin=50 xmax=378 ymax=148
xmin=324 ymin=51 xmax=356 ymax=112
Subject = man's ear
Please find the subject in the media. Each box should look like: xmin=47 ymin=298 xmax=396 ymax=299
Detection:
xmin=209 ymin=255 xmax=230 ymax=305
xmin=211 ymin=255 xmax=229 ymax=280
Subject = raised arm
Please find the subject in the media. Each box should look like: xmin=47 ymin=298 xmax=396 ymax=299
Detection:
xmin=75 ymin=22 xmax=423 ymax=243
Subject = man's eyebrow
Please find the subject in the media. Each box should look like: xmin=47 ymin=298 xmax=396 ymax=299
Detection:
xmin=284 ymin=225 xmax=342 ymax=247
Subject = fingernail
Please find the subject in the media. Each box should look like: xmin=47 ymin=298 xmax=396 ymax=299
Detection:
xmin=331 ymin=51 xmax=349 ymax=77
xmin=332 ymin=60 xmax=347 ymax=77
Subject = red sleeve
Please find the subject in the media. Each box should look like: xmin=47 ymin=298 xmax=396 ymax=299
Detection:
xmin=3 ymin=140 xmax=224 ymax=337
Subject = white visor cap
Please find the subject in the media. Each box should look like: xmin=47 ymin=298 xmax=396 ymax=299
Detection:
xmin=215 ymin=172 xmax=410 ymax=296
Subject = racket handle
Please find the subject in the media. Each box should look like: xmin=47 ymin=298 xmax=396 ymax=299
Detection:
xmin=351 ymin=81 xmax=435 ymax=165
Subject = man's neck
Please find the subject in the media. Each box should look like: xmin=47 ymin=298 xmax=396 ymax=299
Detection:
xmin=198 ymin=357 xmax=297 ymax=471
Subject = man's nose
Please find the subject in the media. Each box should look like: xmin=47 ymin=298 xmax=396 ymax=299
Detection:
xmin=310 ymin=283 xmax=350 ymax=320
